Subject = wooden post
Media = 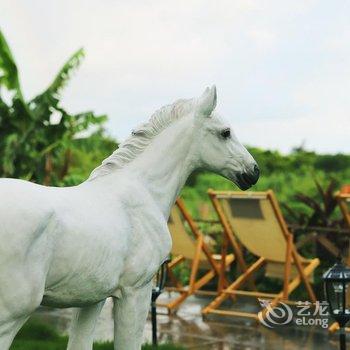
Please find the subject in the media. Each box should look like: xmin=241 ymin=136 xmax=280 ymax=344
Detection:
xmin=189 ymin=235 xmax=202 ymax=294
xmin=218 ymin=230 xmax=228 ymax=293
xmin=283 ymin=234 xmax=292 ymax=300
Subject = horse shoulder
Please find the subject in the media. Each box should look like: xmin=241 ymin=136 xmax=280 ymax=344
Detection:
xmin=115 ymin=192 xmax=171 ymax=288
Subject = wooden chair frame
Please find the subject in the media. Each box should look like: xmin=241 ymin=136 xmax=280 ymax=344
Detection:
xmin=338 ymin=192 xmax=350 ymax=227
xmin=158 ymin=198 xmax=235 ymax=312
xmin=202 ymin=189 xmax=320 ymax=321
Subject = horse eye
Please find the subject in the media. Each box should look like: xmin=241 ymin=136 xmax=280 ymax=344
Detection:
xmin=220 ymin=128 xmax=231 ymax=139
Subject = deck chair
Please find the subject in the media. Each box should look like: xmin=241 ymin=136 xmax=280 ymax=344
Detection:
xmin=329 ymin=190 xmax=350 ymax=332
xmin=202 ymin=189 xmax=320 ymax=321
xmin=158 ymin=198 xmax=235 ymax=312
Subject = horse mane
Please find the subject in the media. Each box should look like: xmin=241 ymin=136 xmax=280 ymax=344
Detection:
xmin=88 ymin=98 xmax=193 ymax=180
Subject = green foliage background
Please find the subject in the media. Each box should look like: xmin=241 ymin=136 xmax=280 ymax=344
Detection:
xmin=182 ymin=148 xmax=350 ymax=220
xmin=1 ymin=26 xmax=350 ymax=322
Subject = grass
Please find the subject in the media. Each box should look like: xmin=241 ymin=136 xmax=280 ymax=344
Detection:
xmin=11 ymin=320 xmax=186 ymax=350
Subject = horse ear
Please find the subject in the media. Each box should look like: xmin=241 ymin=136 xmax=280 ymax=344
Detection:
xmin=196 ymin=85 xmax=217 ymax=117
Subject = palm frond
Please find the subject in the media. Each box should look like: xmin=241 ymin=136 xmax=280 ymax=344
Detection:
xmin=0 ymin=29 xmax=25 ymax=101
xmin=292 ymin=179 xmax=341 ymax=228
xmin=295 ymin=193 xmax=323 ymax=214
xmin=30 ymin=48 xmax=85 ymax=106
xmin=324 ymin=179 xmax=337 ymax=216
xmin=314 ymin=178 xmax=326 ymax=203
xmin=281 ymin=202 xmax=307 ymax=225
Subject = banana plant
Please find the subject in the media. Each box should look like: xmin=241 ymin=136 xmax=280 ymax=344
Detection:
xmin=0 ymin=29 xmax=107 ymax=184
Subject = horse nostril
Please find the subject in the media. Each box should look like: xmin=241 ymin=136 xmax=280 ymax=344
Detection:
xmin=254 ymin=164 xmax=260 ymax=176
xmin=240 ymin=165 xmax=260 ymax=187
xmin=242 ymin=173 xmax=251 ymax=184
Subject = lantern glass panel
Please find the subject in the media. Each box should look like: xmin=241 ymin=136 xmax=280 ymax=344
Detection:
xmin=324 ymin=266 xmax=350 ymax=324
xmin=329 ymin=282 xmax=347 ymax=315
xmin=342 ymin=273 xmax=350 ymax=315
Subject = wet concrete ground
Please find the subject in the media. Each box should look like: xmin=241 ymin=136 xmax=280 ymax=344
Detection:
xmin=33 ymin=293 xmax=344 ymax=349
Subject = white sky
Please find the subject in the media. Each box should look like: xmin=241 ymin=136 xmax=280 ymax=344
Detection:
xmin=1 ymin=0 xmax=349 ymax=153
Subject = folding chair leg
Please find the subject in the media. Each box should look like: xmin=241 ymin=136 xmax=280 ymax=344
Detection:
xmin=218 ymin=232 xmax=228 ymax=293
xmin=166 ymin=255 xmax=185 ymax=289
xmin=329 ymin=322 xmax=339 ymax=333
xmin=202 ymin=257 xmax=265 ymax=314
xmin=259 ymin=258 xmax=319 ymax=320
xmin=165 ymin=268 xmax=216 ymax=311
xmin=329 ymin=322 xmax=350 ymax=333
xmin=292 ymin=253 xmax=318 ymax=303
xmin=193 ymin=269 xmax=216 ymax=291
xmin=283 ymin=234 xmax=292 ymax=299
xmin=188 ymin=235 xmax=203 ymax=294
xmin=167 ymin=268 xmax=183 ymax=290
xmin=166 ymin=292 xmax=189 ymax=311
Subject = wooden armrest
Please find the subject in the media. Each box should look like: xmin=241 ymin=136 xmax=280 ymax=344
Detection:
xmin=168 ymin=255 xmax=185 ymax=268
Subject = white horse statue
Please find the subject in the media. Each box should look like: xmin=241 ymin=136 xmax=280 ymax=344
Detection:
xmin=0 ymin=86 xmax=259 ymax=350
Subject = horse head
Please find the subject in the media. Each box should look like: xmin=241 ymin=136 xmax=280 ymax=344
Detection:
xmin=192 ymin=86 xmax=259 ymax=190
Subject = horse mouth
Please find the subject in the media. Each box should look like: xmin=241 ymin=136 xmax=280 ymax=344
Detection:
xmin=235 ymin=173 xmax=256 ymax=190
xmin=236 ymin=180 xmax=252 ymax=191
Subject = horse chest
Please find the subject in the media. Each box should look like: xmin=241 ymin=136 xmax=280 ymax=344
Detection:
xmin=116 ymin=205 xmax=172 ymax=288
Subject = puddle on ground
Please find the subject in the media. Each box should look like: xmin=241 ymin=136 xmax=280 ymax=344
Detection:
xmin=31 ymin=293 xmax=342 ymax=349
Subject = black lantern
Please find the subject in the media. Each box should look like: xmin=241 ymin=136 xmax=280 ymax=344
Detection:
xmin=151 ymin=258 xmax=170 ymax=347
xmin=323 ymin=259 xmax=350 ymax=350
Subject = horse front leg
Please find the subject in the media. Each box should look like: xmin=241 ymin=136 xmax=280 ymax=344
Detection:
xmin=67 ymin=299 xmax=105 ymax=350
xmin=113 ymin=283 xmax=152 ymax=350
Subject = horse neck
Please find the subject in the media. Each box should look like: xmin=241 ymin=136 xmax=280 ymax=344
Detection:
xmin=127 ymin=118 xmax=198 ymax=218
